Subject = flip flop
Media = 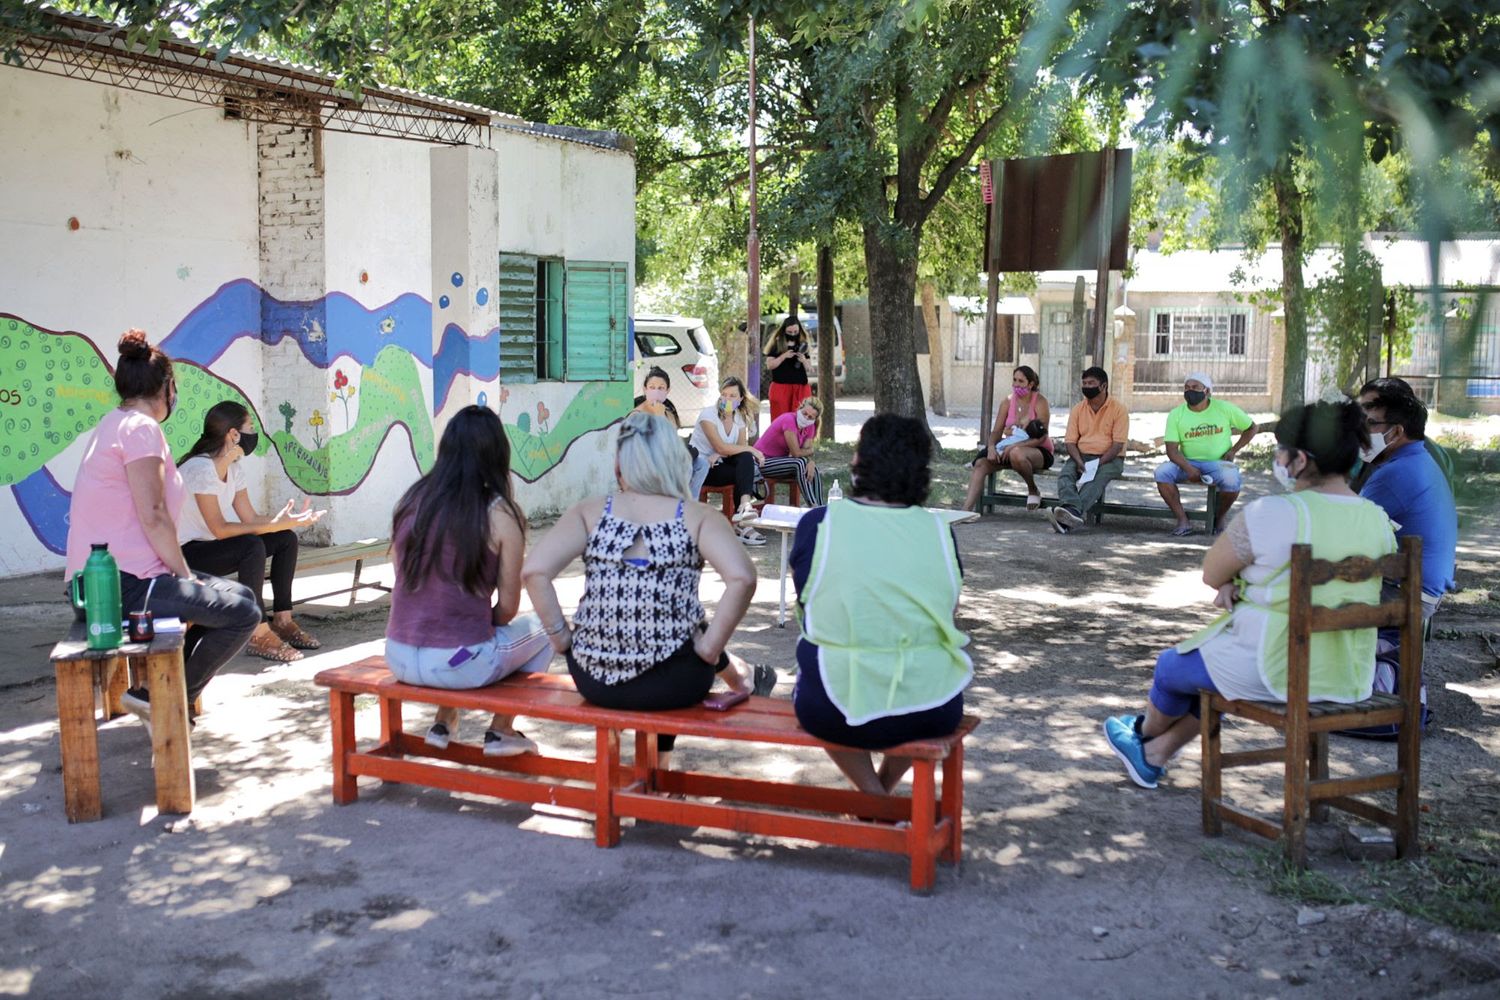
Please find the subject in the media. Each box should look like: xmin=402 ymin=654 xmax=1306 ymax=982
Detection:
xmin=752 ymin=664 xmax=778 ymax=696
xmin=1170 ymin=525 xmax=1195 ymax=537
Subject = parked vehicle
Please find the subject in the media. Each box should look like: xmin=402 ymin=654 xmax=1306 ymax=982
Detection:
xmin=632 ymin=315 xmax=720 ymax=417
xmin=759 ymin=311 xmax=845 ymax=395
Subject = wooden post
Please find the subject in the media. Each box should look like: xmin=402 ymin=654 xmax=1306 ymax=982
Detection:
xmin=145 ymin=650 xmax=194 ymax=815
xmin=1200 ymin=692 xmax=1222 ymax=836
xmin=979 ymin=159 xmax=1003 ymax=448
xmin=1091 ymin=147 xmax=1116 ymax=365
xmin=1395 ymin=537 xmax=1423 ymax=858
xmin=55 ymin=658 xmax=103 ymax=822
xmin=594 ymin=727 xmax=621 ymax=847
xmin=1284 ymin=545 xmax=1313 ymax=869
xmin=330 ymin=690 xmax=358 ymax=804
xmin=908 ymin=760 xmax=938 ymax=893
xmin=940 ymin=743 xmax=964 ymax=866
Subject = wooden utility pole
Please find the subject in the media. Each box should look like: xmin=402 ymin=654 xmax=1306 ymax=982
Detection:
xmin=746 ymin=17 xmax=760 ymax=392
xmin=979 ymin=159 xmax=1003 ymax=446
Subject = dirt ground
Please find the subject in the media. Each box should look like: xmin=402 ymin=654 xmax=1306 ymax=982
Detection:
xmin=2 ymin=464 xmax=1498 ymax=999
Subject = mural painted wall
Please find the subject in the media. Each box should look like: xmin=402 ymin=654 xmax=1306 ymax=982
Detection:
xmin=0 ymin=62 xmax=635 ymax=577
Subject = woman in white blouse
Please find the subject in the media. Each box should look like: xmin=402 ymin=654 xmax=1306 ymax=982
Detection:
xmin=177 ymin=402 xmax=325 ymax=661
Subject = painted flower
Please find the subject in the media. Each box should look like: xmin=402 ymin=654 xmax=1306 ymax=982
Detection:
xmin=536 ymin=401 xmax=550 ymax=424
xmin=379 ymin=316 xmax=395 ymax=335
xmin=499 ymin=386 xmax=510 ymax=404
xmin=309 ymin=410 xmax=325 ymax=428
xmin=333 ymin=369 xmax=349 ymax=390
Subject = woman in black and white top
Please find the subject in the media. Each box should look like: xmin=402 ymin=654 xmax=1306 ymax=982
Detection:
xmin=688 ymin=375 xmax=766 ymax=545
xmin=177 ymin=401 xmax=325 ymax=662
xmin=523 ymin=410 xmax=775 ymax=770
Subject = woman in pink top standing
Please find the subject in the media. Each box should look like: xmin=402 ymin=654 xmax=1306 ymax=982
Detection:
xmin=756 ymin=395 xmax=823 ymax=506
xmin=64 ymin=331 xmax=261 ymax=732
xmin=962 ymin=365 xmax=1054 ymax=512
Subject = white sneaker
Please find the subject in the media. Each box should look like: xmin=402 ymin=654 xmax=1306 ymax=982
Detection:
xmin=484 ymin=730 xmax=539 ymax=757
xmin=424 ymin=722 xmax=451 ymax=750
xmin=737 ymin=526 xmax=767 ymax=546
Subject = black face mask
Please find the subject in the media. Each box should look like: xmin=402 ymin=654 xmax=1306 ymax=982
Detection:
xmin=237 ymin=431 xmax=259 ymax=456
xmin=1184 ymin=390 xmax=1207 ymax=406
xmin=1080 ymin=385 xmax=1102 ymax=400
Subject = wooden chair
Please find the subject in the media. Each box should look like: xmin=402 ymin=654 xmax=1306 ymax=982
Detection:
xmin=698 ymin=484 xmax=735 ymax=519
xmin=763 ymin=475 xmax=802 ymax=506
xmin=1200 ymin=536 xmax=1423 ymax=869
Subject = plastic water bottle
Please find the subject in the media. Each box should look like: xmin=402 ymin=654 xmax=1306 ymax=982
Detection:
xmin=827 ymin=479 xmax=843 ymax=502
xmin=71 ymin=543 xmax=122 ymax=650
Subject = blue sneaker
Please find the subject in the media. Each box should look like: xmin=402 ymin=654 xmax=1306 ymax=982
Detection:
xmin=1104 ymin=716 xmax=1163 ymax=789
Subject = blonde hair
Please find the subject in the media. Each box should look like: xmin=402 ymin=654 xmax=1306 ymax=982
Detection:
xmin=800 ymin=396 xmax=822 ymax=415
xmin=616 ymin=410 xmax=691 ymax=499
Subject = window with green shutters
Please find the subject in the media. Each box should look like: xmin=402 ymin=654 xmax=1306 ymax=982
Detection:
xmin=496 ymin=253 xmax=538 ymax=383
xmin=494 ymin=253 xmax=629 ymax=383
xmin=563 ymin=260 xmax=629 ymax=381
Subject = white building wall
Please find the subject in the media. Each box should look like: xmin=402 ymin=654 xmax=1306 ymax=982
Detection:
xmin=0 ymin=65 xmax=259 ymax=576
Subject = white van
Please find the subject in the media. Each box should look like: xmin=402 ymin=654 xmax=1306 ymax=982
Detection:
xmin=632 ymin=315 xmax=720 ymax=417
xmin=759 ymin=311 xmax=845 ymax=394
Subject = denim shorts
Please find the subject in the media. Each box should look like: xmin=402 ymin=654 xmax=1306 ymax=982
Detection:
xmin=385 ymin=613 xmax=553 ymax=689
xmin=1153 ymin=459 xmax=1242 ymax=492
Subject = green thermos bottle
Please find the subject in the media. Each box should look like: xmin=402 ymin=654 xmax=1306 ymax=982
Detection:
xmin=71 ymin=543 xmax=122 ymax=650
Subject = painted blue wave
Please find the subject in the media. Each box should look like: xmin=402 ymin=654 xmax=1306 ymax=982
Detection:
xmin=433 ymin=324 xmax=500 ymax=412
xmin=12 ymin=466 xmax=69 ymax=555
xmin=158 ymin=278 xmax=503 ymax=416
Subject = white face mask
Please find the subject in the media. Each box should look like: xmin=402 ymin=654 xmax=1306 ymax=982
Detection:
xmin=795 ymin=411 xmax=815 ymax=429
xmin=1272 ymin=459 xmax=1298 ymax=492
xmin=644 ymin=387 xmax=668 ymax=405
xmin=1359 ymin=429 xmax=1388 ymax=464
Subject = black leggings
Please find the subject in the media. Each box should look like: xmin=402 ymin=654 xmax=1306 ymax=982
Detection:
xmin=567 ymin=638 xmax=728 ymax=752
xmin=181 ymin=530 xmax=299 ymax=619
xmin=702 ymin=452 xmax=757 ymax=506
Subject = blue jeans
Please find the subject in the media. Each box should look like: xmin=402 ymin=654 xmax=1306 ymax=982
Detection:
xmin=689 ymin=454 xmax=711 ymax=501
xmin=1147 ymin=646 xmax=1218 ymax=718
xmin=111 ymin=572 xmax=262 ymax=702
xmin=384 ymin=614 xmax=553 ymax=689
xmin=1153 ymin=459 xmax=1243 ymax=492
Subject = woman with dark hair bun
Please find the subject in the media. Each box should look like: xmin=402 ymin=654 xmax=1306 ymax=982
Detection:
xmin=65 ymin=331 xmax=261 ymax=735
xmin=633 ymin=366 xmax=682 ymax=428
xmin=788 ymin=414 xmax=973 ymax=795
xmin=177 ymin=400 xmax=326 ymax=661
xmin=963 ymin=365 xmax=1053 ymax=511
xmin=1103 ymin=400 xmax=1397 ymax=790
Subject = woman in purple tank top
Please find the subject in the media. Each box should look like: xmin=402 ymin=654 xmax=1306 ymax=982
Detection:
xmin=962 ymin=365 xmax=1054 ymax=512
xmin=385 ymin=406 xmax=553 ymax=758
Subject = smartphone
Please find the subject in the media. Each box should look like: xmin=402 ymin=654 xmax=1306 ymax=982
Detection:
xmin=702 ymin=689 xmax=751 ymax=712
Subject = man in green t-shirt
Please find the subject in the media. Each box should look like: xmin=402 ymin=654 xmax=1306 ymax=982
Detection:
xmin=1154 ymin=373 xmax=1258 ymax=535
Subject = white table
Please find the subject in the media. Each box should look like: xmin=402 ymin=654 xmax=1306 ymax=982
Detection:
xmin=748 ymin=505 xmax=981 ymax=627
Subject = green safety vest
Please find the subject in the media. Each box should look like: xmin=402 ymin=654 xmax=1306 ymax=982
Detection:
xmin=800 ymin=501 xmax=972 ymax=725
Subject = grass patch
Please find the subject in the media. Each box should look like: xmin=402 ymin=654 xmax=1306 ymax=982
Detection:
xmin=1205 ymin=814 xmax=1500 ymax=933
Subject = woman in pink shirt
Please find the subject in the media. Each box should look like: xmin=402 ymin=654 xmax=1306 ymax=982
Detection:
xmin=756 ymin=396 xmax=823 ymax=506
xmin=64 ymin=331 xmax=261 ymax=733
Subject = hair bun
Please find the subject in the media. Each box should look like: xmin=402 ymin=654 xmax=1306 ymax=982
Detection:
xmin=117 ymin=329 xmax=152 ymax=360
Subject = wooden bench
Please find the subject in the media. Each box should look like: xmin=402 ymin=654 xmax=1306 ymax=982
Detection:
xmin=982 ymin=466 xmax=1221 ymax=533
xmin=51 ymin=624 xmax=193 ymax=822
xmin=315 ymin=657 xmax=978 ymax=892
xmin=292 ymin=538 xmax=392 ymax=606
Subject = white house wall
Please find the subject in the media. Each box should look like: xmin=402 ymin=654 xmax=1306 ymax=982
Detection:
xmin=0 ymin=60 xmax=637 ymax=577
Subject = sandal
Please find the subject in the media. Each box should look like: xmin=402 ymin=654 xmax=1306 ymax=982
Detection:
xmin=246 ymin=635 xmax=303 ymax=662
xmin=751 ymin=664 xmax=778 ymax=696
xmin=1169 ymin=525 xmax=1195 ymax=537
xmin=1025 ymin=494 xmax=1041 ymax=511
xmin=272 ymin=620 xmax=322 ymax=650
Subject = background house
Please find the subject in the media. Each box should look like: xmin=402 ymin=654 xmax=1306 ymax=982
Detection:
xmin=0 ymin=12 xmax=636 ymax=578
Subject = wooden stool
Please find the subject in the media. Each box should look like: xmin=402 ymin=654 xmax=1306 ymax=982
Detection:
xmin=763 ymin=475 xmax=802 ymax=506
xmin=698 ymin=484 xmax=735 ymax=519
xmin=51 ymin=624 xmax=193 ymax=822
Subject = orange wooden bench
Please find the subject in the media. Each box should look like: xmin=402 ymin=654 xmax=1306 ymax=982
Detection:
xmin=315 ymin=657 xmax=978 ymax=891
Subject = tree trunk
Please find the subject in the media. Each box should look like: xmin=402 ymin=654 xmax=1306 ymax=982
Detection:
xmin=1274 ymin=164 xmax=1308 ymax=411
xmin=864 ymin=226 xmax=927 ymax=422
xmin=816 ymin=245 xmax=836 ymax=442
xmin=920 ymin=281 xmax=946 ymax=416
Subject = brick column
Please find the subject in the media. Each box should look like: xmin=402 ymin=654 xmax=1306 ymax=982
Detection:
xmin=257 ymin=123 xmax=331 ymax=544
xmin=1112 ymin=305 xmax=1136 ymax=410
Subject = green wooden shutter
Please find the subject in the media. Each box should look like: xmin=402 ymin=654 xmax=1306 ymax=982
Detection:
xmin=563 ymin=260 xmax=629 ymax=381
xmin=497 ymin=253 xmax=538 ymax=383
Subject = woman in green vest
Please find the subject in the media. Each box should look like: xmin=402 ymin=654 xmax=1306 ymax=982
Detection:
xmin=790 ymin=414 xmax=973 ymax=795
xmin=1104 ymin=401 xmax=1396 ymax=789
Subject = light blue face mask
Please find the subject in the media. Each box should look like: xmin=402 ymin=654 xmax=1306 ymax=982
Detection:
xmin=1272 ymin=461 xmax=1297 ymax=492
